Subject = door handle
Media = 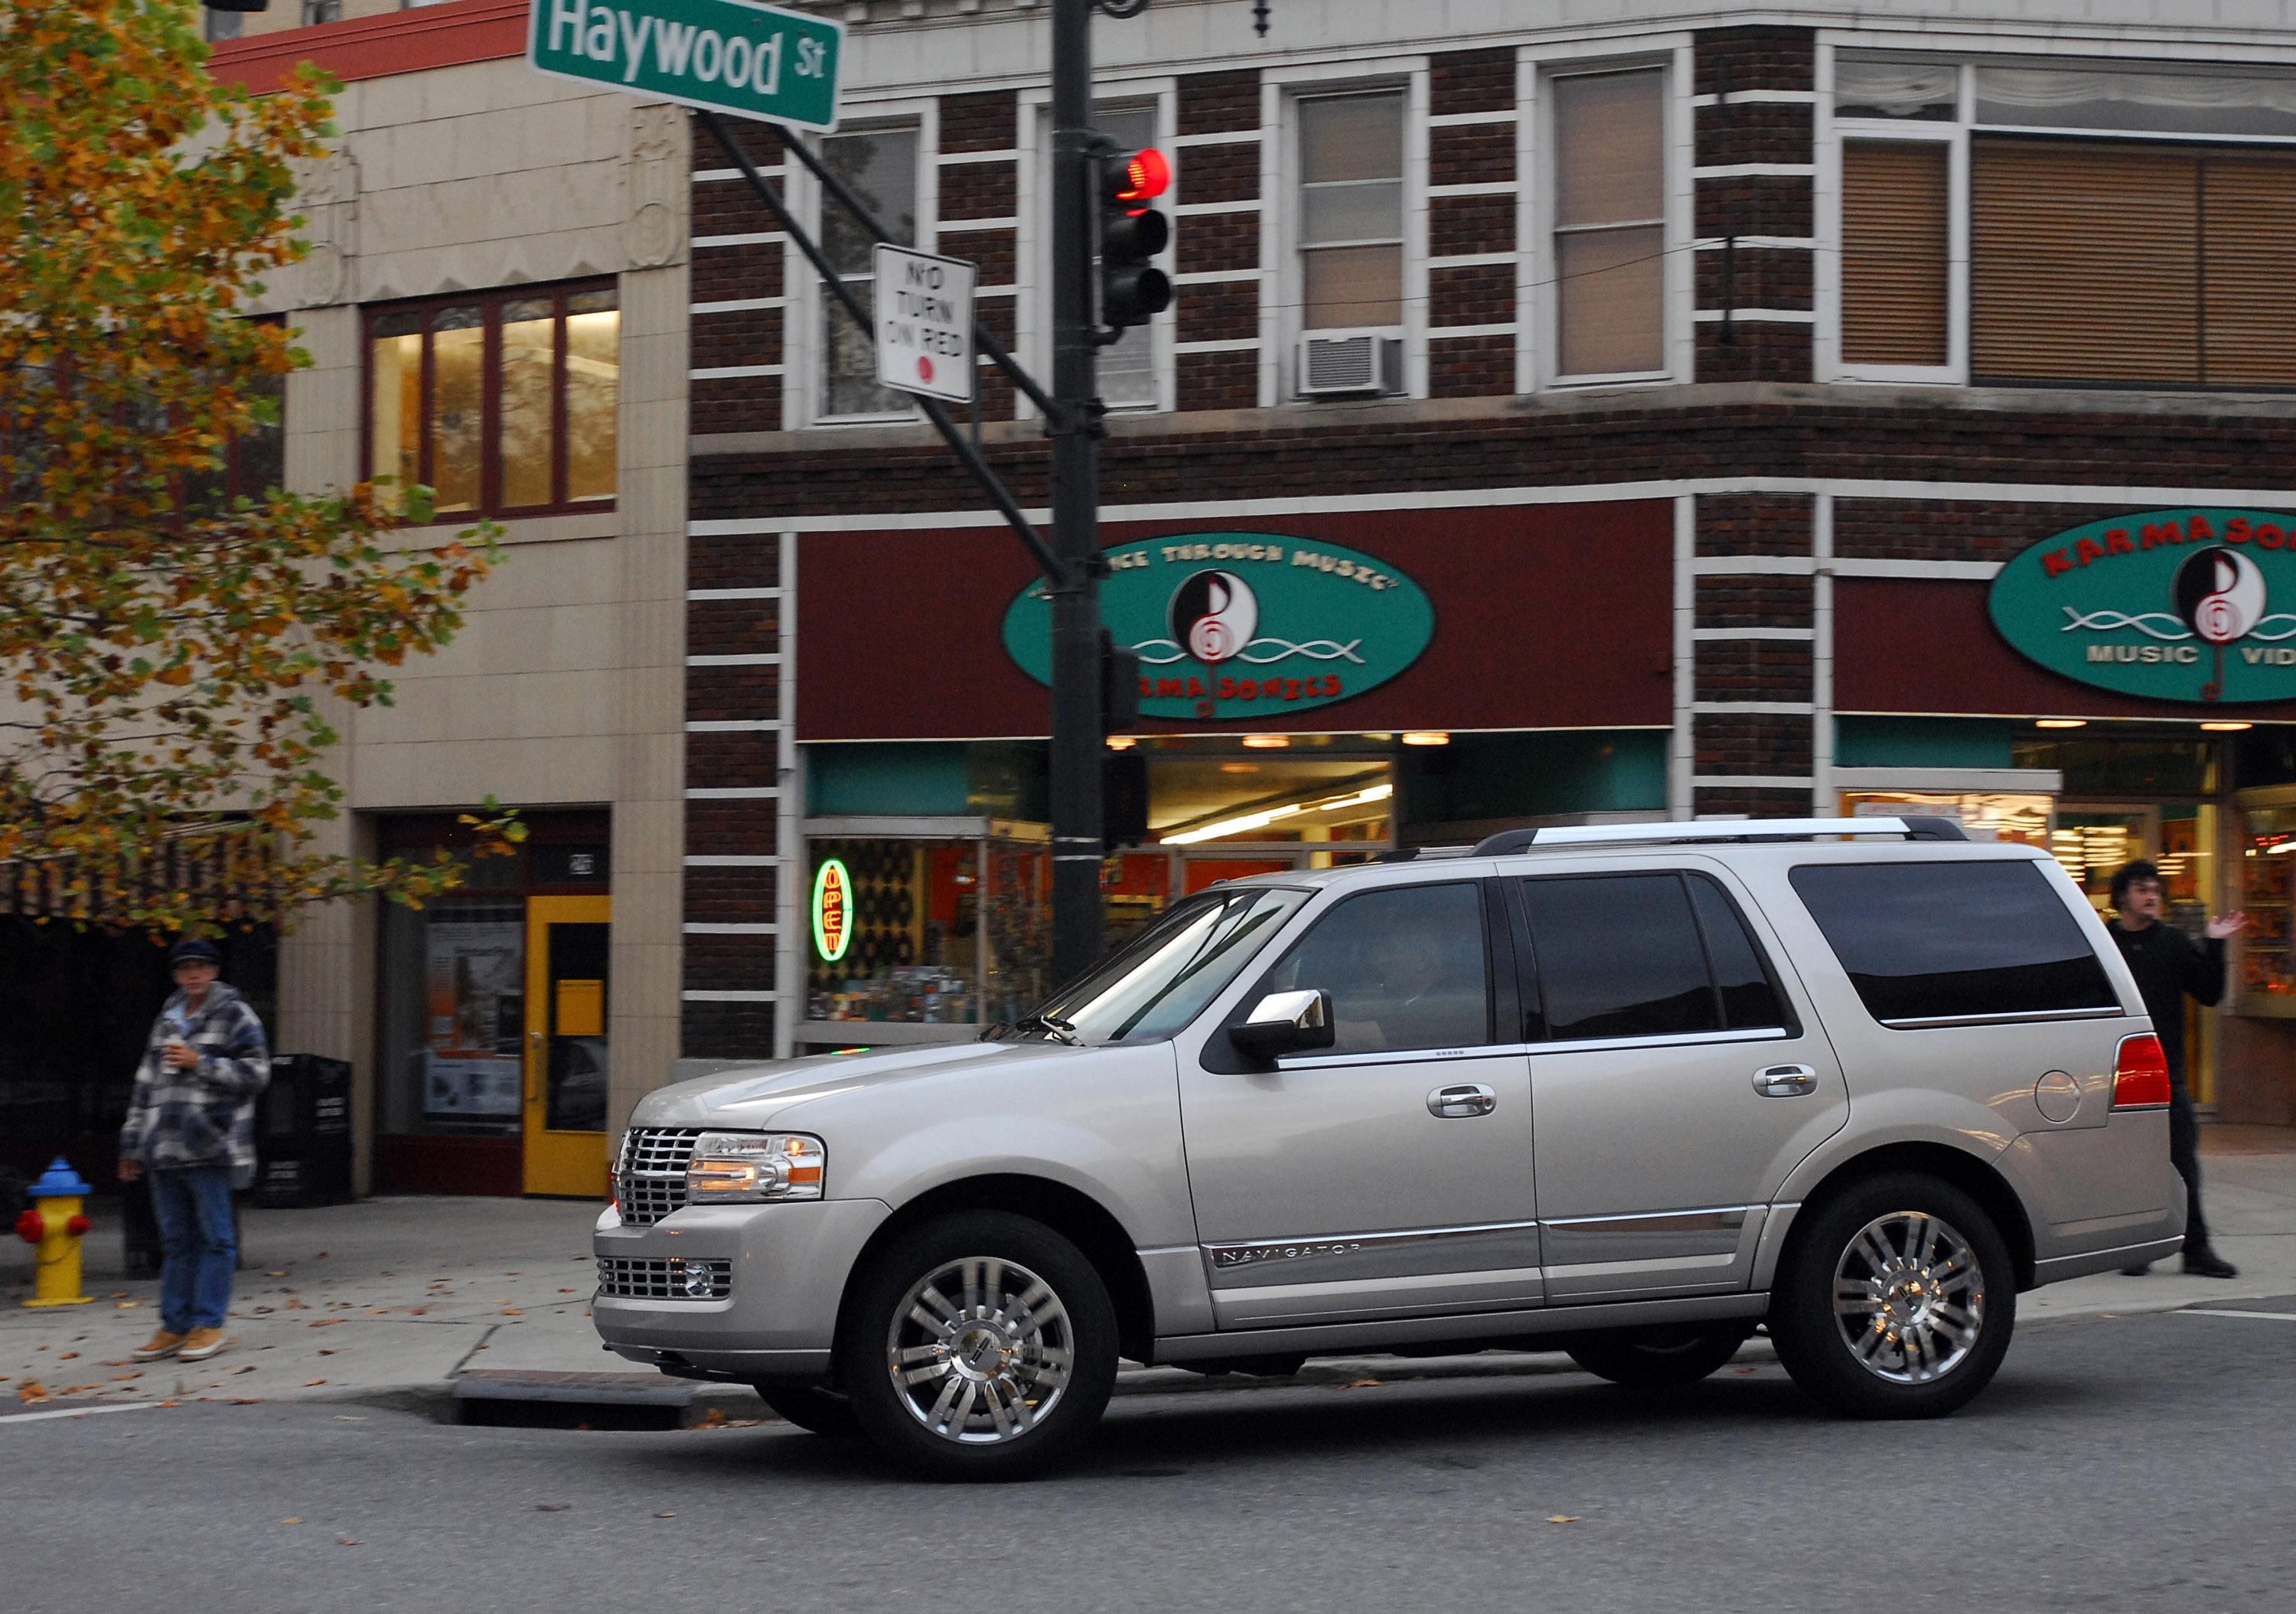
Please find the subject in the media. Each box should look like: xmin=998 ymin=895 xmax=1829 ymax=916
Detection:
xmin=1753 ymin=1064 xmax=1818 ymax=1097
xmin=1427 ymin=1083 xmax=1498 ymax=1118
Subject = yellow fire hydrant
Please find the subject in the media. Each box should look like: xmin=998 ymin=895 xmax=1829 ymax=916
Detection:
xmin=15 ymin=1158 xmax=94 ymax=1309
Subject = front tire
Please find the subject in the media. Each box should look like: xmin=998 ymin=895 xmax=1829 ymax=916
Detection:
xmin=1769 ymin=1172 xmax=2015 ymax=1420
xmin=1564 ymin=1322 xmax=1753 ymax=1388
xmin=837 ymin=1211 xmax=1118 ymax=1482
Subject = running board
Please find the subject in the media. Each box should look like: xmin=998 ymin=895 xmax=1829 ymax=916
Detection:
xmin=1150 ymin=1292 xmax=1768 ymax=1364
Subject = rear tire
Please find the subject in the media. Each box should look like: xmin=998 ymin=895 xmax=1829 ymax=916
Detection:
xmin=1564 ymin=1323 xmax=1753 ymax=1388
xmin=837 ymin=1210 xmax=1119 ymax=1482
xmin=1769 ymin=1172 xmax=2016 ymax=1420
xmin=752 ymin=1382 xmax=857 ymax=1437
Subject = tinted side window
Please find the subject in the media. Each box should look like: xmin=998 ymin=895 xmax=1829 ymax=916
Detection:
xmin=1790 ymin=859 xmax=2118 ymax=1024
xmin=1688 ymin=874 xmax=1789 ymax=1030
xmin=1260 ymin=883 xmax=1490 ymax=1055
xmin=1520 ymin=875 xmax=1720 ymax=1042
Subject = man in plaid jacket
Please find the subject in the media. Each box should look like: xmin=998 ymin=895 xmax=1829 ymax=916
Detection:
xmin=119 ymin=938 xmax=270 ymax=1364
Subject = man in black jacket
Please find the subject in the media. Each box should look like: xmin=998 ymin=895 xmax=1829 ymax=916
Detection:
xmin=2109 ymin=859 xmax=2242 ymax=1279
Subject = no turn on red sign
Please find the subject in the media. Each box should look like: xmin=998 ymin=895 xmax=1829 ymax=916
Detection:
xmin=873 ymin=244 xmax=977 ymax=405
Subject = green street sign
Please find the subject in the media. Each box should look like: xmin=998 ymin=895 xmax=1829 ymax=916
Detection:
xmin=1988 ymin=507 xmax=2296 ymax=703
xmin=528 ymin=0 xmax=843 ymax=132
xmin=1003 ymin=533 xmax=1437 ymax=722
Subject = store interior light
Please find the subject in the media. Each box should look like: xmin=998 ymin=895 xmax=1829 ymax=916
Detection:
xmin=2035 ymin=719 xmax=2088 ymax=729
xmin=1401 ymin=731 xmax=1451 ymax=746
xmin=1163 ymin=781 xmax=1395 ymax=846
xmin=1241 ymin=734 xmax=1291 ymax=749
xmin=2201 ymin=722 xmax=2254 ymax=732
xmin=1106 ymin=735 xmax=1137 ymax=750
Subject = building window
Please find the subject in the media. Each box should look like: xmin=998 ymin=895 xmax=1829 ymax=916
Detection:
xmin=204 ymin=8 xmax=242 ymax=42
xmin=364 ymin=283 xmax=618 ymax=517
xmin=303 ymin=1 xmax=342 ymax=24
xmin=1551 ymin=68 xmax=1665 ymax=378
xmin=1831 ymin=52 xmax=2296 ymax=390
xmin=1297 ymin=91 xmax=1405 ymax=331
xmin=817 ymin=126 xmax=920 ymax=419
xmin=1973 ymin=140 xmax=2296 ymax=387
xmin=1840 ymin=141 xmax=1951 ymax=367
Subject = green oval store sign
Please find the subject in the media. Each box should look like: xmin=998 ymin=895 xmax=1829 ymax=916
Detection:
xmin=1003 ymin=533 xmax=1436 ymax=721
xmin=1991 ymin=508 xmax=2296 ymax=704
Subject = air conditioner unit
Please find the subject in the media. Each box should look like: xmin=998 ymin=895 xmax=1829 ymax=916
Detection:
xmin=1297 ymin=328 xmax=1405 ymax=397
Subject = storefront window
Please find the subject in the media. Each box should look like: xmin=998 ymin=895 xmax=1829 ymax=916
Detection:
xmin=374 ymin=823 xmax=610 ymax=1144
xmin=1840 ymin=790 xmax=2053 ymax=846
xmin=805 ymin=833 xmax=1050 ymax=1030
xmin=2237 ymin=804 xmax=2296 ymax=1006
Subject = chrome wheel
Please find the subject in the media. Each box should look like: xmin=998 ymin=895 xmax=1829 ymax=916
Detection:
xmin=885 ymin=1255 xmax=1075 ymax=1445
xmin=1831 ymin=1210 xmax=1985 ymax=1384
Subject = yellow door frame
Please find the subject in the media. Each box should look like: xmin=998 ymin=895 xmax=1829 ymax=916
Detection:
xmin=522 ymin=893 xmax=612 ymax=1198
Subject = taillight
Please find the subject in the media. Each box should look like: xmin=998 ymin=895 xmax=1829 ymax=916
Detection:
xmin=2112 ymin=1033 xmax=2172 ymax=1109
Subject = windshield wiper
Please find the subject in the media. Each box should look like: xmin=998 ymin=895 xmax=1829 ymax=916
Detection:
xmin=1006 ymin=1013 xmax=1081 ymax=1045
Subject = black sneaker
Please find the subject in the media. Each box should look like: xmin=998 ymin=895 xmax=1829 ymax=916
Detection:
xmin=2118 ymin=1262 xmax=2153 ymax=1277
xmin=2182 ymin=1248 xmax=2239 ymax=1280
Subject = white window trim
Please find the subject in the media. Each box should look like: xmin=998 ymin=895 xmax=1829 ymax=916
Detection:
xmin=1524 ymin=38 xmax=1694 ymax=393
xmin=1816 ymin=47 xmax=1968 ymax=386
xmin=1259 ymin=59 xmax=1431 ymax=407
xmin=788 ymin=99 xmax=940 ymax=429
xmin=1016 ymin=80 xmax=1179 ymax=419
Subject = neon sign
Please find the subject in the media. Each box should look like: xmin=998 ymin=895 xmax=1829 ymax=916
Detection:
xmin=811 ymin=858 xmax=853 ymax=964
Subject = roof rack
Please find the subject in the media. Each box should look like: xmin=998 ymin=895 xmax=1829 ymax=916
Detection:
xmin=1469 ymin=816 xmax=1968 ymax=857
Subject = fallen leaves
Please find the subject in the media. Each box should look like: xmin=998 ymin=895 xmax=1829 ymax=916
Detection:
xmin=1337 ymin=1378 xmax=1384 ymax=1390
xmin=1547 ymin=1515 xmax=1579 ymax=1525
xmin=16 ymin=1382 xmax=48 ymax=1404
xmin=654 ymin=1512 xmax=676 ymax=1519
xmin=535 ymin=1504 xmax=571 ymax=1514
xmin=304 ymin=1378 xmax=327 ymax=1387
xmin=282 ymin=1518 xmax=302 ymax=1525
xmin=57 ymin=1352 xmax=78 ymax=1361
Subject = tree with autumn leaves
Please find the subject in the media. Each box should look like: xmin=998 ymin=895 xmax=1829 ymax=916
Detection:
xmin=1 ymin=1 xmax=514 ymax=935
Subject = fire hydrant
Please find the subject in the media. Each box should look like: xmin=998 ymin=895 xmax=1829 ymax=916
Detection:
xmin=15 ymin=1158 xmax=94 ymax=1309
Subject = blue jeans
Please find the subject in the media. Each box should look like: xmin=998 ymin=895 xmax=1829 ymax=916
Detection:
xmin=149 ymin=1166 xmax=237 ymax=1332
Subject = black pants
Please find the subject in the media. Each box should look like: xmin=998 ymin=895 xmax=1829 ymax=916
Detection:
xmin=2170 ymin=1082 xmax=2209 ymax=1253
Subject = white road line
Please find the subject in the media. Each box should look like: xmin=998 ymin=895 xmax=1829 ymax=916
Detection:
xmin=2180 ymin=1309 xmax=2296 ymax=1322
xmin=0 ymin=1400 xmax=162 ymax=1426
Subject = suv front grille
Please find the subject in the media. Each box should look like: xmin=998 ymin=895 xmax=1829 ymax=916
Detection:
xmin=616 ymin=1127 xmax=703 ymax=1225
xmin=596 ymin=1257 xmax=732 ymax=1300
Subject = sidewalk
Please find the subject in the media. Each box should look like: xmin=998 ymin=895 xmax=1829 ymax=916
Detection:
xmin=7 ymin=1127 xmax=2293 ymax=1412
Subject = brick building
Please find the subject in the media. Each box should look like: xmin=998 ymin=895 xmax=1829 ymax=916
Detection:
xmin=15 ymin=0 xmax=2294 ymax=1206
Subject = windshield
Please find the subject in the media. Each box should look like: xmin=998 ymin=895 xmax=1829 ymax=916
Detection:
xmin=995 ymin=885 xmax=1310 ymax=1045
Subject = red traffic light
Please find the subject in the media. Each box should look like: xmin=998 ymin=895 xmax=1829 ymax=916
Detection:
xmin=1110 ymin=148 xmax=1172 ymax=211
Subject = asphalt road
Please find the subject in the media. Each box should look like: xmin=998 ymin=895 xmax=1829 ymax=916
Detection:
xmin=8 ymin=1300 xmax=2294 ymax=1614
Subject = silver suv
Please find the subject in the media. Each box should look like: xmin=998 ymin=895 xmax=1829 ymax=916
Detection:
xmin=595 ymin=817 xmax=2184 ymax=1479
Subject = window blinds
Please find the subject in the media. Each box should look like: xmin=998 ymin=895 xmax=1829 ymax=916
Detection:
xmin=1841 ymin=141 xmax=1951 ymax=366
xmin=1968 ymin=137 xmax=2296 ymax=387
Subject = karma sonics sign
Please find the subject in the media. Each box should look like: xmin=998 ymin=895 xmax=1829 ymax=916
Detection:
xmin=1990 ymin=509 xmax=2296 ymax=703
xmin=1003 ymin=534 xmax=1436 ymax=721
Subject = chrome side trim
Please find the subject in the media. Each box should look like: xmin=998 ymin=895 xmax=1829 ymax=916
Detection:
xmin=1542 ymin=1206 xmax=1750 ymax=1235
xmin=1880 ymin=1006 xmax=2126 ymax=1031
xmin=1205 ymin=1218 xmax=1543 ymax=1271
xmin=1273 ymin=1045 xmax=1531 ymax=1071
xmin=1534 ymin=1026 xmax=1790 ymax=1055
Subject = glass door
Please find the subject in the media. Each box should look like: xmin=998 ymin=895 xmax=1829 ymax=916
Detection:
xmin=521 ymin=894 xmax=611 ymax=1197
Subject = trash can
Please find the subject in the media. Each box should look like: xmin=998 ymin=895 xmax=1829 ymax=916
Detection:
xmin=252 ymin=1054 xmax=354 ymax=1209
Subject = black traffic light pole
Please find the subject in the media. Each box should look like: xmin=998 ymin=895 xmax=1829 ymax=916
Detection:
xmin=1046 ymin=0 xmax=1106 ymax=986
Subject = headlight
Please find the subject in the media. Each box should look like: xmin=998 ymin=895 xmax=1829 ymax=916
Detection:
xmin=684 ymin=1132 xmax=825 ymax=1203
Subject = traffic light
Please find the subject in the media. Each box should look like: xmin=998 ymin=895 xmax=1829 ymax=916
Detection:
xmin=1099 ymin=628 xmax=1141 ymax=733
xmin=1097 ymin=145 xmax=1172 ymax=332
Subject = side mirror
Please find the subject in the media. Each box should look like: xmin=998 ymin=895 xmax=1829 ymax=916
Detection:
xmin=1228 ymin=989 xmax=1336 ymax=1062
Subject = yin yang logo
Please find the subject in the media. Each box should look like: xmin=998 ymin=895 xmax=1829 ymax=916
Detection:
xmin=1169 ymin=569 xmax=1259 ymax=665
xmin=2174 ymin=546 xmax=2268 ymax=646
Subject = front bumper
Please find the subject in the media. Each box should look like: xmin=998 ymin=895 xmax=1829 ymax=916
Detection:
xmin=592 ymin=1196 xmax=891 ymax=1381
